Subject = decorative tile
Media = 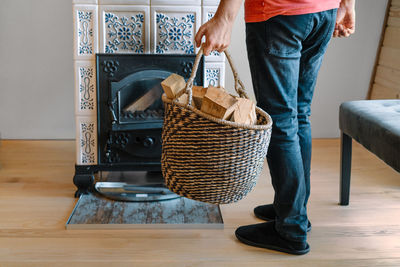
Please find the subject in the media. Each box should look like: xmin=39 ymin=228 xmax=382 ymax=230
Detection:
xmin=74 ymin=61 xmax=97 ymax=116
xmin=152 ymin=0 xmax=201 ymax=5
xmin=99 ymin=0 xmax=149 ymax=4
xmin=202 ymin=0 xmax=220 ymax=6
xmin=73 ymin=5 xmax=98 ymax=60
xmin=204 ymin=62 xmax=225 ymax=88
xmin=72 ymin=0 xmax=98 ymax=4
xmin=100 ymin=6 xmax=150 ymax=54
xmin=202 ymin=6 xmax=225 ymax=62
xmin=151 ymin=6 xmax=201 ymax=54
xmin=76 ymin=116 xmax=98 ymax=165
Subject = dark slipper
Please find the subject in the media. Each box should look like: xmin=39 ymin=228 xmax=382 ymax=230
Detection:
xmin=254 ymin=204 xmax=312 ymax=232
xmin=235 ymin=221 xmax=310 ymax=255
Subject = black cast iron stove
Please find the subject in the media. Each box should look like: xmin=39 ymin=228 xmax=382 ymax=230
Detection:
xmin=73 ymin=54 xmax=204 ymax=198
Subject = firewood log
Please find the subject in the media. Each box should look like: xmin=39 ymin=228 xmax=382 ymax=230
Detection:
xmin=161 ymin=74 xmax=186 ymax=99
xmin=192 ymin=86 xmax=208 ymax=109
xmin=232 ymin=98 xmax=257 ymax=125
xmin=177 ymin=93 xmax=188 ymax=105
xmin=201 ymin=86 xmax=238 ymax=120
xmin=124 ymin=86 xmax=162 ymax=113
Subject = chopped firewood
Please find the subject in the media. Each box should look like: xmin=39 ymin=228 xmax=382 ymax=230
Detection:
xmin=161 ymin=74 xmax=186 ymax=99
xmin=124 ymin=86 xmax=162 ymax=113
xmin=177 ymin=93 xmax=188 ymax=105
xmin=249 ymin=105 xmax=257 ymax=124
xmin=201 ymin=86 xmax=238 ymax=120
xmin=192 ymin=86 xmax=208 ymax=109
xmin=232 ymin=98 xmax=257 ymax=125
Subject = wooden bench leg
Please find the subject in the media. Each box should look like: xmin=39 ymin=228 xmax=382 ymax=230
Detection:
xmin=340 ymin=132 xmax=352 ymax=205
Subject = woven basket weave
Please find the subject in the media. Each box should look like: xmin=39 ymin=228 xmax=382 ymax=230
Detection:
xmin=161 ymin=48 xmax=272 ymax=204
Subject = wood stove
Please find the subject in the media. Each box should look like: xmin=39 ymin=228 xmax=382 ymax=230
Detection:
xmin=73 ymin=54 xmax=203 ymax=196
xmin=72 ymin=0 xmax=225 ymax=198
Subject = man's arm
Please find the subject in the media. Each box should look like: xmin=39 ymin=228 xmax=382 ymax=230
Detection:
xmin=194 ymin=0 xmax=243 ymax=56
xmin=334 ymin=0 xmax=356 ymax=37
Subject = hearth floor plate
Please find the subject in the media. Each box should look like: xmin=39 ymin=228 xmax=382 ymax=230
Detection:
xmin=94 ymin=182 xmax=182 ymax=202
xmin=66 ymin=194 xmax=223 ymax=229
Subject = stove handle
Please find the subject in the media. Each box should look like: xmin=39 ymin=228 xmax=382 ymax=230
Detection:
xmin=108 ymin=102 xmax=117 ymax=124
xmin=143 ymin=137 xmax=155 ymax=148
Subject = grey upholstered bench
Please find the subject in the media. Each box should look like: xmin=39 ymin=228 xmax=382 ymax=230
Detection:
xmin=339 ymin=100 xmax=400 ymax=205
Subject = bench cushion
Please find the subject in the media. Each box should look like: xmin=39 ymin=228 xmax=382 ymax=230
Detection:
xmin=339 ymin=100 xmax=400 ymax=173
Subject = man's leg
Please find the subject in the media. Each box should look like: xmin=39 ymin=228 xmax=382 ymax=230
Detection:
xmin=236 ymin=10 xmax=337 ymax=255
xmin=243 ymin=14 xmax=312 ymax=243
xmin=252 ymin=9 xmax=337 ymax=227
xmin=298 ymin=8 xmax=337 ymax=208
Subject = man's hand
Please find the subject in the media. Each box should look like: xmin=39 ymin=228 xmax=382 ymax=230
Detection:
xmin=195 ymin=16 xmax=233 ymax=56
xmin=334 ymin=0 xmax=356 ymax=37
xmin=194 ymin=0 xmax=242 ymax=56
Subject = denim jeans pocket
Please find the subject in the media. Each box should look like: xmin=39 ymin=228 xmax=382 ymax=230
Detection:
xmin=264 ymin=14 xmax=312 ymax=58
xmin=314 ymin=8 xmax=338 ymax=56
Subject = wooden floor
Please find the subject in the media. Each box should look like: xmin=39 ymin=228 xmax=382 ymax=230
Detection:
xmin=0 ymin=139 xmax=399 ymax=266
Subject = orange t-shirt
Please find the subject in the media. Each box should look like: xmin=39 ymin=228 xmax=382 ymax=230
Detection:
xmin=245 ymin=0 xmax=341 ymax=23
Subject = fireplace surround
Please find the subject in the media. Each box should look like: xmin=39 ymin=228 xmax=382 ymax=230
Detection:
xmin=72 ymin=0 xmax=224 ymax=197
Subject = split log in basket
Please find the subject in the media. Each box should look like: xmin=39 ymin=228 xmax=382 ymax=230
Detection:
xmin=232 ymin=98 xmax=257 ymax=125
xmin=177 ymin=93 xmax=188 ymax=104
xmin=201 ymin=86 xmax=238 ymax=120
xmin=161 ymin=73 xmax=186 ymax=99
xmin=160 ymin=74 xmax=257 ymax=125
xmin=192 ymin=86 xmax=208 ymax=109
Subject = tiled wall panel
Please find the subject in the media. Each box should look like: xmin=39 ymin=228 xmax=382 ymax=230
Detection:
xmin=152 ymin=0 xmax=201 ymax=5
xmin=99 ymin=0 xmax=149 ymax=4
xmin=73 ymin=5 xmax=98 ymax=60
xmin=75 ymin=116 xmax=98 ymax=165
xmin=151 ymin=6 xmax=201 ymax=54
xmin=202 ymin=0 xmax=220 ymax=6
xmin=74 ymin=61 xmax=97 ymax=116
xmin=204 ymin=62 xmax=225 ymax=88
xmin=73 ymin=0 xmax=98 ymax=4
xmin=99 ymin=5 xmax=150 ymax=53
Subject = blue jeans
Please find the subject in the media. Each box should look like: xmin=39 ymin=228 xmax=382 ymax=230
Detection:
xmin=246 ymin=9 xmax=337 ymax=242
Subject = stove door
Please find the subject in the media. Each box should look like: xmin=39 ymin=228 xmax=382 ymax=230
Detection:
xmin=111 ymin=70 xmax=172 ymax=130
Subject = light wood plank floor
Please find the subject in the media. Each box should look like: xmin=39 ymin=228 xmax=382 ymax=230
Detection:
xmin=0 ymin=139 xmax=399 ymax=266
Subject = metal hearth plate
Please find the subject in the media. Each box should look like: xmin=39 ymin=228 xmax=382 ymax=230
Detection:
xmin=94 ymin=182 xmax=181 ymax=202
xmin=66 ymin=194 xmax=223 ymax=229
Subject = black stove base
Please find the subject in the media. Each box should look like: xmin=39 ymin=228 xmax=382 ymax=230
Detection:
xmin=73 ymin=164 xmax=162 ymax=197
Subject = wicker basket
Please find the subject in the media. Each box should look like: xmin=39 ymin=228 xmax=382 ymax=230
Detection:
xmin=161 ymin=48 xmax=272 ymax=204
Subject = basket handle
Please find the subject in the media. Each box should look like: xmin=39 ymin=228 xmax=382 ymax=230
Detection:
xmin=183 ymin=46 xmax=249 ymax=107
